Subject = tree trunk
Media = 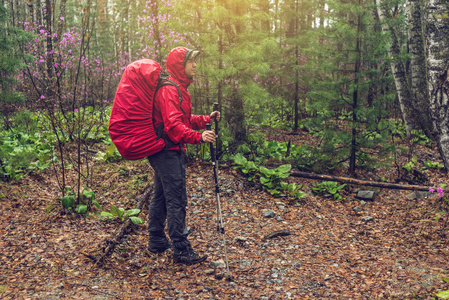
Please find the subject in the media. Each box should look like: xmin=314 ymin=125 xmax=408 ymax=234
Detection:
xmin=45 ymin=0 xmax=53 ymax=79
xmin=406 ymin=0 xmax=433 ymax=136
xmin=293 ymin=0 xmax=299 ymax=132
xmin=27 ymin=0 xmax=34 ymax=25
xmin=349 ymin=0 xmax=362 ymax=175
xmin=426 ymin=0 xmax=449 ymax=171
xmin=150 ymin=0 xmax=162 ymax=62
xmin=56 ymin=0 xmax=66 ymax=43
xmin=36 ymin=0 xmax=42 ymax=27
xmin=375 ymin=0 xmax=415 ymax=137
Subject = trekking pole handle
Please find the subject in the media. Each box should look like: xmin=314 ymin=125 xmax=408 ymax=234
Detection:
xmin=206 ymin=124 xmax=215 ymax=163
xmin=213 ymin=102 xmax=219 ymax=135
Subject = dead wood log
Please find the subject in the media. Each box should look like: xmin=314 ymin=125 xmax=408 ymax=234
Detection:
xmin=83 ymin=183 xmax=153 ymax=265
xmin=264 ymin=230 xmax=291 ymax=239
xmin=290 ymin=171 xmax=440 ymax=192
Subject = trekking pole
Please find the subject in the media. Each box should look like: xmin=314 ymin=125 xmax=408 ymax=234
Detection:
xmin=206 ymin=116 xmax=231 ymax=280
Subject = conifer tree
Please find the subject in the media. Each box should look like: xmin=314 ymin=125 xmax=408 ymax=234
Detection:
xmin=304 ymin=0 xmax=395 ymax=173
xmin=0 ymin=6 xmax=34 ymax=129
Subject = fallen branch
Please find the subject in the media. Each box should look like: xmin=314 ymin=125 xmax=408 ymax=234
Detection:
xmin=290 ymin=171 xmax=439 ymax=191
xmin=83 ymin=183 xmax=153 ymax=265
xmin=264 ymin=230 xmax=291 ymax=239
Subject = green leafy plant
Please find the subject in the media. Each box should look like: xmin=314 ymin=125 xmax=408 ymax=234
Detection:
xmin=94 ymin=142 xmax=123 ymax=162
xmin=411 ymin=129 xmax=431 ymax=147
xmin=259 ymin=164 xmax=292 ymax=196
xmin=402 ymin=155 xmax=418 ymax=173
xmin=280 ymin=182 xmax=308 ymax=199
xmin=76 ymin=188 xmax=102 ymax=214
xmin=423 ymin=160 xmax=445 ymax=170
xmin=0 ymin=130 xmax=52 ymax=180
xmin=436 ymin=277 xmax=449 ymax=299
xmin=100 ymin=205 xmax=144 ymax=225
xmin=232 ymin=152 xmax=259 ymax=181
xmin=312 ymin=181 xmax=346 ymax=200
xmin=60 ymin=186 xmax=101 ymax=214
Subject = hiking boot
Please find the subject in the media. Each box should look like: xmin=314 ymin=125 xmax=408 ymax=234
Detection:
xmin=148 ymin=241 xmax=172 ymax=254
xmin=173 ymin=246 xmax=207 ymax=265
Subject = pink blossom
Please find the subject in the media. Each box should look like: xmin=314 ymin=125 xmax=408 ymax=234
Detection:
xmin=40 ymin=95 xmax=45 ymax=99
xmin=429 ymin=187 xmax=435 ymax=193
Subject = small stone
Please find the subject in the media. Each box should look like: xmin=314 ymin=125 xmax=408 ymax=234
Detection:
xmin=264 ymin=210 xmax=275 ymax=218
xmin=360 ymin=200 xmax=366 ymax=205
xmin=353 ymin=207 xmax=361 ymax=213
xmin=235 ymin=236 xmax=247 ymax=243
xmin=324 ymin=275 xmax=332 ymax=281
xmin=204 ymin=269 xmax=215 ymax=275
xmin=276 ymin=216 xmax=283 ymax=222
xmin=362 ymin=216 xmax=374 ymax=222
xmin=210 ymin=260 xmax=226 ymax=269
xmin=406 ymin=191 xmax=432 ymax=200
xmin=286 ymin=292 xmax=292 ymax=297
xmin=215 ymin=273 xmax=225 ymax=280
xmin=271 ymin=273 xmax=279 ymax=278
xmin=356 ymin=191 xmax=375 ymax=201
xmin=92 ymin=286 xmax=99 ymax=289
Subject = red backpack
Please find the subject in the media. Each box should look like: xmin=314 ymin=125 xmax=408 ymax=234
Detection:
xmin=109 ymin=59 xmax=182 ymax=160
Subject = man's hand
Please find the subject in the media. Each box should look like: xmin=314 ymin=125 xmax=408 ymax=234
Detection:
xmin=201 ymin=130 xmax=216 ymax=143
xmin=210 ymin=111 xmax=221 ymax=122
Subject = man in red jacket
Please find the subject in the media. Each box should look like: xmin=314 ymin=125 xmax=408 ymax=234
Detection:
xmin=148 ymin=47 xmax=220 ymax=265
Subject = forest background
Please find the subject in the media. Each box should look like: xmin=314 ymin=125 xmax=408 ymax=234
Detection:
xmin=1 ymin=0 xmax=449 ymax=299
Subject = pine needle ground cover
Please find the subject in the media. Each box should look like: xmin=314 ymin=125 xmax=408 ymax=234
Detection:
xmin=1 ymin=129 xmax=449 ymax=299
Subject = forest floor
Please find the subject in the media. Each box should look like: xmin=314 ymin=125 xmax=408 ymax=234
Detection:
xmin=1 ymin=128 xmax=449 ymax=299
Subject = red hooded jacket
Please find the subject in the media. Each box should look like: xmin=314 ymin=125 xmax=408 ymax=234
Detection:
xmin=153 ymin=47 xmax=210 ymax=151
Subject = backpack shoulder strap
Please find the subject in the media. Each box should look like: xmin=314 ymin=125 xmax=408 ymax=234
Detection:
xmin=155 ymin=72 xmax=186 ymax=114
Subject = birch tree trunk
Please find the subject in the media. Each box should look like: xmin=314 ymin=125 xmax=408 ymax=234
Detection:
xmin=426 ymin=0 xmax=449 ymax=171
xmin=406 ymin=0 xmax=433 ymax=136
xmin=376 ymin=0 xmax=415 ymax=137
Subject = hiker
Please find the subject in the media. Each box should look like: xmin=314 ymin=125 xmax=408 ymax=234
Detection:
xmin=147 ymin=47 xmax=220 ymax=265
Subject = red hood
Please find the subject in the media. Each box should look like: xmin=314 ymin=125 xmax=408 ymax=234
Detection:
xmin=166 ymin=47 xmax=194 ymax=88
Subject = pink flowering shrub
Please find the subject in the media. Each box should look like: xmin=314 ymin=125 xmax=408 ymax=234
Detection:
xmin=18 ymin=22 xmax=128 ymax=130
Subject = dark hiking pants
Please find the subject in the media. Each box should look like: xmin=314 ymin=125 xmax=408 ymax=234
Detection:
xmin=147 ymin=150 xmax=190 ymax=250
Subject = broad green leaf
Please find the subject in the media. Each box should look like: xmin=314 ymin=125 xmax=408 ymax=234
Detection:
xmin=75 ymin=204 xmax=88 ymax=214
xmin=61 ymin=195 xmax=75 ymax=209
xmin=130 ymin=216 xmax=144 ymax=225
xmin=436 ymin=290 xmax=449 ymax=299
xmin=125 ymin=209 xmax=141 ymax=217
xmin=247 ymin=161 xmax=257 ymax=171
xmin=101 ymin=212 xmax=115 ymax=219
xmin=110 ymin=205 xmax=121 ymax=217
xmin=83 ymin=188 xmax=95 ymax=200
xmin=280 ymin=182 xmax=288 ymax=190
xmin=260 ymin=177 xmax=270 ymax=185
xmin=92 ymin=200 xmax=102 ymax=210
xmin=277 ymin=164 xmax=292 ymax=174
